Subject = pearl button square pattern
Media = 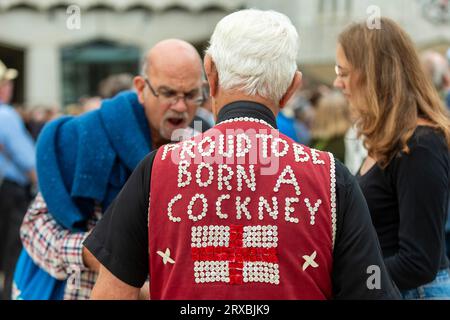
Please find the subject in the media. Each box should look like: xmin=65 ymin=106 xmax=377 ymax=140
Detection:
xmin=191 ymin=225 xmax=280 ymax=285
xmin=243 ymin=262 xmax=280 ymax=285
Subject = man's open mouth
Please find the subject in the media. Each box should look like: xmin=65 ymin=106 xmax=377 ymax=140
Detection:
xmin=167 ymin=118 xmax=185 ymax=126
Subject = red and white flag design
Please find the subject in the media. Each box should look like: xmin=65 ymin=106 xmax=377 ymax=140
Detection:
xmin=191 ymin=225 xmax=280 ymax=285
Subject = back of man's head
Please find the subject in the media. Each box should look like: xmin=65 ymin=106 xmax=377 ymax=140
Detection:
xmin=206 ymin=9 xmax=299 ymax=104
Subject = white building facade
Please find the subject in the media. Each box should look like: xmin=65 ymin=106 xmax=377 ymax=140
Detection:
xmin=251 ymin=0 xmax=450 ymax=84
xmin=0 ymin=0 xmax=449 ymax=107
xmin=0 ymin=0 xmax=245 ymax=106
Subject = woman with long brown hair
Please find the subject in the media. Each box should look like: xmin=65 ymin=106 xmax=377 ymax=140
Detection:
xmin=334 ymin=17 xmax=450 ymax=299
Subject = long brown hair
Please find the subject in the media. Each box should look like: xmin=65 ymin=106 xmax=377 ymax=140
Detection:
xmin=338 ymin=17 xmax=450 ymax=168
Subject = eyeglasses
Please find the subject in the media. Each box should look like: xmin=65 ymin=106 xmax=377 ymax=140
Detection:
xmin=335 ymin=65 xmax=350 ymax=78
xmin=335 ymin=65 xmax=340 ymax=76
xmin=144 ymin=78 xmax=204 ymax=107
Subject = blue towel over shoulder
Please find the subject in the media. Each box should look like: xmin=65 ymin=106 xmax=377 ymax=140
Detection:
xmin=13 ymin=91 xmax=152 ymax=299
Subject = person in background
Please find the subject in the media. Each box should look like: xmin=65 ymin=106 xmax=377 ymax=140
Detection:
xmin=335 ymin=17 xmax=450 ymax=299
xmin=26 ymin=106 xmax=61 ymax=141
xmin=0 ymin=60 xmax=37 ymax=299
xmin=277 ymin=105 xmax=300 ymax=143
xmin=344 ymin=124 xmax=368 ymax=176
xmin=421 ymin=50 xmax=450 ymax=110
xmin=98 ymin=73 xmax=134 ymax=99
xmin=447 ymin=49 xmax=450 ymax=109
xmin=79 ymin=96 xmax=102 ymax=113
xmin=191 ymin=81 xmax=215 ymax=133
xmin=290 ymin=94 xmax=314 ymax=146
xmin=311 ymin=91 xmax=351 ymax=163
xmin=276 ymin=94 xmax=312 ymax=145
xmin=421 ymin=50 xmax=450 ymax=260
xmin=12 ymin=39 xmax=204 ymax=300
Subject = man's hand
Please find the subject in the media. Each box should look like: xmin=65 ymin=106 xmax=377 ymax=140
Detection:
xmin=82 ymin=247 xmax=100 ymax=272
xmin=91 ymin=264 xmax=140 ymax=300
xmin=139 ymin=281 xmax=150 ymax=300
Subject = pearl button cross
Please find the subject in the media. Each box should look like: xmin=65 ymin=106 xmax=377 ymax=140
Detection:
xmin=302 ymin=251 xmax=319 ymax=271
xmin=157 ymin=248 xmax=175 ymax=265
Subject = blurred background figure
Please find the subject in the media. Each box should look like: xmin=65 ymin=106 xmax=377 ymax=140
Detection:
xmin=448 ymin=49 xmax=450 ymax=260
xmin=77 ymin=73 xmax=133 ymax=114
xmin=277 ymin=91 xmax=314 ymax=146
xmin=310 ymin=91 xmax=351 ymax=163
xmin=344 ymin=124 xmax=368 ymax=175
xmin=190 ymin=81 xmax=214 ymax=133
xmin=421 ymin=49 xmax=450 ymax=261
xmin=421 ymin=50 xmax=450 ymax=110
xmin=26 ymin=106 xmax=61 ymax=141
xmin=79 ymin=96 xmax=102 ymax=113
xmin=98 ymin=73 xmax=134 ymax=99
xmin=0 ymin=59 xmax=36 ymax=300
xmin=290 ymin=94 xmax=315 ymax=146
xmin=447 ymin=49 xmax=450 ymax=109
xmin=64 ymin=73 xmax=133 ymax=117
xmin=276 ymin=106 xmax=301 ymax=143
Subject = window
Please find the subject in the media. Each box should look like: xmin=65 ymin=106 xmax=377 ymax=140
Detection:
xmin=318 ymin=0 xmax=353 ymax=19
xmin=61 ymin=40 xmax=140 ymax=107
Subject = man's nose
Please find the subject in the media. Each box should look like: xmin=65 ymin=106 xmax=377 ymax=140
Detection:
xmin=170 ymin=97 xmax=188 ymax=113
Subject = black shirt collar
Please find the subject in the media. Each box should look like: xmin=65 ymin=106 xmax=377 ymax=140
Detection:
xmin=216 ymin=101 xmax=278 ymax=129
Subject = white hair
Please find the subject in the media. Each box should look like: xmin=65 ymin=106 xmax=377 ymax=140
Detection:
xmin=206 ymin=9 xmax=299 ymax=103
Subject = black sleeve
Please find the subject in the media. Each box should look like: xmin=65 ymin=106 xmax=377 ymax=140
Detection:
xmin=384 ymin=137 xmax=449 ymax=290
xmin=83 ymin=150 xmax=157 ymax=288
xmin=332 ymin=161 xmax=400 ymax=299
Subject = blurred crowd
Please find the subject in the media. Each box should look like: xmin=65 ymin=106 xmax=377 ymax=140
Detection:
xmin=4 ymin=48 xmax=450 ymax=170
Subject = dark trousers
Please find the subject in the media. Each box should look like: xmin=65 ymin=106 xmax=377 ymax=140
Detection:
xmin=0 ymin=180 xmax=31 ymax=300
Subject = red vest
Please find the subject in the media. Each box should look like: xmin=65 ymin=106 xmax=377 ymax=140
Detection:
xmin=148 ymin=118 xmax=337 ymax=299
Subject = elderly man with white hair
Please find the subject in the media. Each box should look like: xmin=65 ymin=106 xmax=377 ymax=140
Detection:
xmin=85 ymin=9 xmax=399 ymax=300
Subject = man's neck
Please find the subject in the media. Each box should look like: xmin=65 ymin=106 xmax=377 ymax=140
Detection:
xmin=212 ymin=91 xmax=278 ymax=121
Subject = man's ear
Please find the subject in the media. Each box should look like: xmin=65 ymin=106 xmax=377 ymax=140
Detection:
xmin=204 ymin=55 xmax=218 ymax=98
xmin=279 ymin=71 xmax=303 ymax=108
xmin=133 ymin=76 xmax=146 ymax=105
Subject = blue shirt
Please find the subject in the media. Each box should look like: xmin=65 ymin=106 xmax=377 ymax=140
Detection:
xmin=276 ymin=111 xmax=311 ymax=145
xmin=0 ymin=103 xmax=36 ymax=186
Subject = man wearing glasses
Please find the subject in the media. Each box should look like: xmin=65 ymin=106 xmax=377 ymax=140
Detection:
xmin=136 ymin=42 xmax=205 ymax=145
xmin=13 ymin=39 xmax=204 ymax=300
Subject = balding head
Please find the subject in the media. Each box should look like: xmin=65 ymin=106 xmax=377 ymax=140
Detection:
xmin=142 ymin=39 xmax=203 ymax=79
xmin=134 ymin=39 xmax=204 ymax=145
